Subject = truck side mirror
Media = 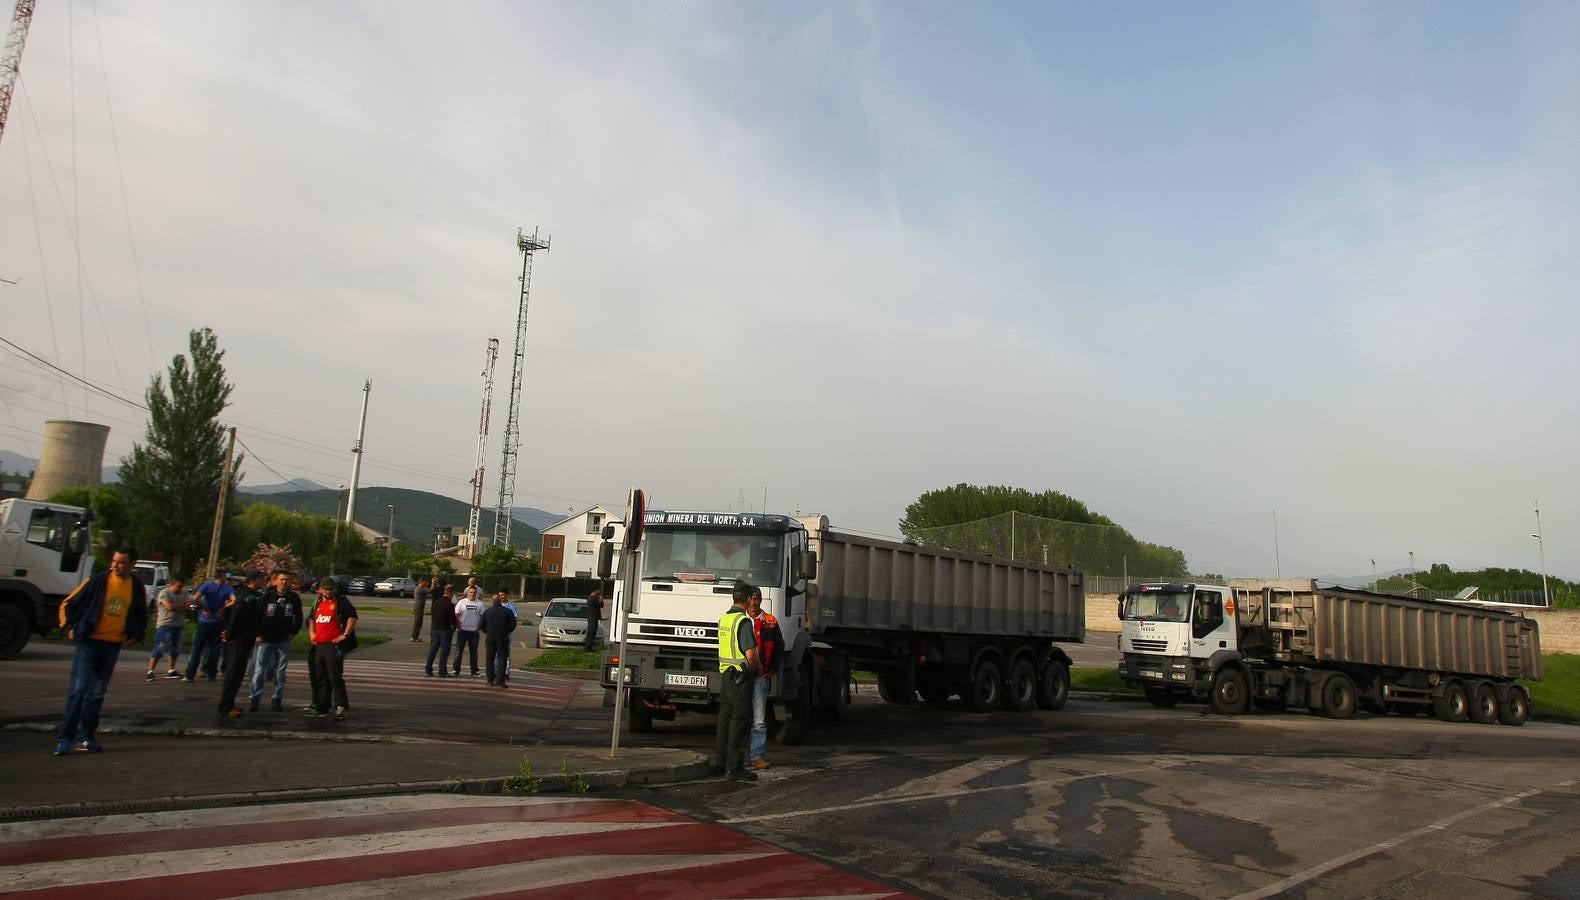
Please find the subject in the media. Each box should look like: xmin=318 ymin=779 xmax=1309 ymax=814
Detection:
xmin=794 ymin=549 xmax=818 ymax=580
xmin=601 ymin=524 xmax=616 ymax=541
xmin=597 ymin=542 xmax=615 ymax=580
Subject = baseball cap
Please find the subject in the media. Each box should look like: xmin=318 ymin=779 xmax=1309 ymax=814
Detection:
xmin=244 ymin=569 xmax=266 ymax=581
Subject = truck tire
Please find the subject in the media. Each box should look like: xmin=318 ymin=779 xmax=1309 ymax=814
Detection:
xmin=628 ymin=700 xmax=654 ymax=733
xmin=1003 ymin=657 xmax=1037 ymax=711
xmin=1319 ymin=674 xmax=1358 ymax=719
xmin=1498 ymin=686 xmax=1531 ymax=727
xmin=1432 ymin=681 xmax=1469 ymax=723
xmin=1468 ymin=682 xmax=1499 ymax=725
xmin=0 ymin=604 xmax=29 ymax=660
xmin=964 ymin=659 xmax=1002 ymax=713
xmin=1209 ymin=668 xmax=1250 ymax=715
xmin=777 ymin=666 xmax=812 ymax=746
xmin=876 ymin=673 xmax=914 ymax=705
xmin=1143 ymin=686 xmax=1179 ymax=708
xmin=1035 ymin=659 xmax=1070 ymax=711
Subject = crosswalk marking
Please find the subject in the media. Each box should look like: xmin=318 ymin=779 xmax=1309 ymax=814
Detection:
xmin=0 ymin=795 xmax=914 ymax=899
xmin=340 ymin=660 xmax=581 ymax=708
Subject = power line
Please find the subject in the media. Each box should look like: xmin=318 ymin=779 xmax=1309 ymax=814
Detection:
xmin=0 ymin=335 xmax=146 ymax=411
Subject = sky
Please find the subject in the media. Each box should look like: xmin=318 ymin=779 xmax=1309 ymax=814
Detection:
xmin=1 ymin=1 xmax=1577 ymax=580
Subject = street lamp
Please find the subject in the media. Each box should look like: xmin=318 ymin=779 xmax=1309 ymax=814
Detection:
xmin=386 ymin=504 xmax=396 ymax=566
xmin=1533 ymin=501 xmax=1550 ymax=607
xmin=1371 ymin=558 xmax=1377 ymax=592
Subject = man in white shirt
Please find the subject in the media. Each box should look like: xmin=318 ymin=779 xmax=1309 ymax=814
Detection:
xmin=451 ymin=586 xmax=487 ymax=678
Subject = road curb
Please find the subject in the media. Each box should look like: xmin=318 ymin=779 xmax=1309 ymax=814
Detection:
xmin=0 ymin=721 xmax=455 ymax=744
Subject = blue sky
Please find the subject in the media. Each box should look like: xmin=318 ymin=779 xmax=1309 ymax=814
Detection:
xmin=1 ymin=1 xmax=1575 ymax=580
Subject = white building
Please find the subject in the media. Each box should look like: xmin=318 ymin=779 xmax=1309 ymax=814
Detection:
xmin=539 ymin=506 xmax=625 ymax=577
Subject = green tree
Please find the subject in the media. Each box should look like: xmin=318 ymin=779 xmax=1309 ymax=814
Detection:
xmin=117 ymin=328 xmax=243 ymax=574
xmin=471 ymin=544 xmax=540 ymax=577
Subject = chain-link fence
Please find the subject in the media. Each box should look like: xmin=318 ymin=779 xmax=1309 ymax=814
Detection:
xmin=910 ymin=511 xmax=1189 ymax=576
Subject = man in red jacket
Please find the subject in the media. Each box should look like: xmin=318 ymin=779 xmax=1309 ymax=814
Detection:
xmin=747 ymin=586 xmax=783 ymax=770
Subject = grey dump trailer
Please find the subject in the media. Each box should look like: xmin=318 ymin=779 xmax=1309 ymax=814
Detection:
xmin=802 ymin=515 xmax=1086 ymax=721
xmin=1117 ymin=580 xmax=1541 ymax=725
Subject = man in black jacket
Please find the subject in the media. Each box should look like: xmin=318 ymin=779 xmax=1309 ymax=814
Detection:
xmin=481 ymin=591 xmax=517 ymax=687
xmin=425 ymin=583 xmax=457 ymax=677
xmin=55 ymin=548 xmax=147 ymax=755
xmin=248 ymin=571 xmax=304 ymax=712
xmin=217 ymin=570 xmax=267 ymax=718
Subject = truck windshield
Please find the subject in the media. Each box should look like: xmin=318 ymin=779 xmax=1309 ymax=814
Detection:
xmin=1122 ymin=590 xmax=1190 ymax=623
xmin=641 ymin=528 xmax=783 ymax=585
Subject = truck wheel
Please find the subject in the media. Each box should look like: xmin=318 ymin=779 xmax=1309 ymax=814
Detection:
xmin=965 ymin=660 xmax=1002 ymax=713
xmin=1498 ymin=686 xmax=1530 ymax=727
xmin=1003 ymin=657 xmax=1037 ymax=711
xmin=1320 ymin=674 xmax=1358 ymax=719
xmin=1468 ymin=682 xmax=1499 ymax=725
xmin=1143 ymin=686 xmax=1179 ymax=708
xmin=1035 ymin=659 xmax=1070 ymax=711
xmin=0 ymin=605 xmax=29 ymax=660
xmin=628 ymin=700 xmax=654 ymax=733
xmin=1209 ymin=668 xmax=1250 ymax=715
xmin=876 ymin=673 xmax=914 ymax=705
xmin=777 ymin=667 xmax=811 ymax=746
xmin=1432 ymin=681 xmax=1469 ymax=723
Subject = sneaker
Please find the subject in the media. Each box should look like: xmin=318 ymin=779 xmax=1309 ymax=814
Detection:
xmin=471 ymin=671 xmax=481 ymax=678
xmin=751 ymin=758 xmax=771 ymax=770
xmin=270 ymin=699 xmax=282 ymax=712
xmin=333 ymin=706 xmax=347 ymax=720
xmin=165 ymin=670 xmax=181 ymax=679
xmin=438 ymin=672 xmax=450 ymax=678
xmin=304 ymin=709 xmax=328 ymax=718
xmin=145 ymin=671 xmax=156 ymax=682
xmin=79 ymin=737 xmax=103 ymax=753
xmin=424 ymin=671 xmax=433 ymax=677
xmin=409 ymin=637 xmax=421 ymax=642
xmin=181 ymin=676 xmax=193 ymax=683
xmin=301 ymin=703 xmax=317 ymax=712
xmin=248 ymin=698 xmax=260 ymax=712
xmin=225 ymin=707 xmax=244 ymax=719
xmin=726 ymin=770 xmax=759 ymax=783
xmin=53 ymin=739 xmax=73 ymax=756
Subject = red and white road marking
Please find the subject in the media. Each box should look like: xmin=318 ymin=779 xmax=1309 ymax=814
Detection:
xmin=341 ymin=658 xmax=581 ymax=709
xmin=0 ymin=794 xmax=913 ymax=899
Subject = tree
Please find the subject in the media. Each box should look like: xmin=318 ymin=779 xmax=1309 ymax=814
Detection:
xmin=117 ymin=328 xmax=243 ymax=574
xmin=471 ymin=544 xmax=540 ymax=577
xmin=241 ymin=543 xmax=304 ymax=576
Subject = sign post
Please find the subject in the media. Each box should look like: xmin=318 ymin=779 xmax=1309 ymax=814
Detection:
xmin=609 ymin=489 xmax=645 ymax=759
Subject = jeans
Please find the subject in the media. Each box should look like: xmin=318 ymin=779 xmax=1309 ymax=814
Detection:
xmin=249 ymin=639 xmax=291 ymax=703
xmin=452 ymin=630 xmax=480 ymax=675
xmin=750 ymin=675 xmax=771 ymax=761
xmin=425 ymin=630 xmax=453 ymax=675
xmin=150 ymin=625 xmax=183 ymax=662
xmin=59 ymin=640 xmax=122 ymax=742
xmin=186 ymin=620 xmax=223 ymax=679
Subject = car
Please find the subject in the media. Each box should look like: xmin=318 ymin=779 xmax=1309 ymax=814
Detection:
xmin=345 ymin=575 xmax=379 ymax=595
xmin=534 ymin=598 xmax=605 ymax=650
xmin=374 ymin=576 xmax=416 ymax=597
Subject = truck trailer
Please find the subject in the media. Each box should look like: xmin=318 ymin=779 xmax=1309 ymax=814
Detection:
xmin=601 ymin=511 xmax=1086 ymax=744
xmin=1117 ymin=580 xmax=1541 ymax=725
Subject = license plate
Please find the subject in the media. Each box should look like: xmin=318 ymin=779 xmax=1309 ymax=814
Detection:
xmin=1141 ymin=670 xmax=1163 ymax=679
xmin=663 ymin=673 xmax=709 ymax=688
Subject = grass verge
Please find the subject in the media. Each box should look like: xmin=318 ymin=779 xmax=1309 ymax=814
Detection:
xmin=527 ymin=648 xmax=601 ymax=670
xmin=1525 ymin=653 xmax=1580 ymax=721
xmin=1071 ymin=667 xmax=1139 ymax=694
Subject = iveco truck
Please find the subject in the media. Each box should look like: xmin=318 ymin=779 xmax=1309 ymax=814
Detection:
xmin=601 ymin=510 xmax=1086 ymax=744
xmin=1117 ymin=580 xmax=1541 ymax=725
xmin=0 ymin=498 xmax=94 ymax=658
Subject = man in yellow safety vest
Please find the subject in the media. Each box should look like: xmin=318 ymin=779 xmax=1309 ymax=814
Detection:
xmin=712 ymin=582 xmax=761 ymax=782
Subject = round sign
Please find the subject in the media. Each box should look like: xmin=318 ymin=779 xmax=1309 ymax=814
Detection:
xmin=624 ymin=488 xmax=646 ymax=549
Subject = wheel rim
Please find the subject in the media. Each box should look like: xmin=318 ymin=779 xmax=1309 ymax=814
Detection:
xmin=1449 ymin=689 xmax=1468 ymax=718
xmin=1218 ymin=679 xmax=1242 ymax=707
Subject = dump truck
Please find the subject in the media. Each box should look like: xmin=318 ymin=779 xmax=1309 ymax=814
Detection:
xmin=1117 ymin=580 xmax=1541 ymax=725
xmin=0 ymin=498 xmax=94 ymax=658
xmin=601 ymin=511 xmax=1086 ymax=744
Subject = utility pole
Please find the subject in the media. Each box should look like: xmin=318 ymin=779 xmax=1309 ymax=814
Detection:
xmin=1371 ymin=558 xmax=1377 ymax=592
xmin=386 ymin=504 xmax=396 ymax=566
xmin=332 ymin=485 xmax=345 ymax=573
xmin=1272 ymin=510 xmax=1281 ymax=579
xmin=1534 ymin=501 xmax=1550 ymax=607
xmin=347 ymin=379 xmax=370 ymax=525
xmin=495 ymin=227 xmax=551 ymax=549
xmin=203 ymin=427 xmax=237 ymax=582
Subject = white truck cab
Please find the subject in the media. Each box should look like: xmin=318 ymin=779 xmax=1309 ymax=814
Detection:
xmin=0 ymin=498 xmax=94 ymax=658
xmin=1117 ymin=582 xmax=1246 ymax=706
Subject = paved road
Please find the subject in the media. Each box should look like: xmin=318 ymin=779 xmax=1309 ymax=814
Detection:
xmin=0 ymin=793 xmax=914 ymax=898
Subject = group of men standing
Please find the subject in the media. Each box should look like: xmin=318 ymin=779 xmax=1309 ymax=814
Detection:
xmin=53 ymin=557 xmax=359 ymax=756
xmin=415 ymin=578 xmax=521 ymax=685
xmin=713 ymin=582 xmax=783 ymax=782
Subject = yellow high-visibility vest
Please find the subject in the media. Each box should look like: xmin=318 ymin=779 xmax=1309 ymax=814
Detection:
xmin=717 ymin=608 xmax=748 ymax=672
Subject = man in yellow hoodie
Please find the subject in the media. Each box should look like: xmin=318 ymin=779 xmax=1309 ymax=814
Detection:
xmin=55 ymin=548 xmax=148 ymax=756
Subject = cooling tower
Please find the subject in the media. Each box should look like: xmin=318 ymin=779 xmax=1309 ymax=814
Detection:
xmin=25 ymin=420 xmax=111 ymax=500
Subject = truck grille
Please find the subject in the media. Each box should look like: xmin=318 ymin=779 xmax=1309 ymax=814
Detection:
xmin=1129 ymin=638 xmax=1168 ymax=654
xmin=629 ymin=617 xmax=716 ymax=649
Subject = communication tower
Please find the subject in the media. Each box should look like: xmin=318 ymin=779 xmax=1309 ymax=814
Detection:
xmin=0 ymin=0 xmax=35 ymax=148
xmin=493 ymin=227 xmax=551 ymax=548
xmin=466 ymin=338 xmax=500 ymax=557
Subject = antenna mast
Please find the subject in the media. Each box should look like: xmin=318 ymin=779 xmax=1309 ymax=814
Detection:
xmin=0 ymin=0 xmax=36 ymax=147
xmin=467 ymin=338 xmax=500 ymax=558
xmin=493 ymin=226 xmax=551 ymax=548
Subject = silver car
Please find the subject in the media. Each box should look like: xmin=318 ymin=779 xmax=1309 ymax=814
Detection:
xmin=374 ymin=576 xmax=416 ymax=597
xmin=535 ymin=598 xmax=605 ymax=649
